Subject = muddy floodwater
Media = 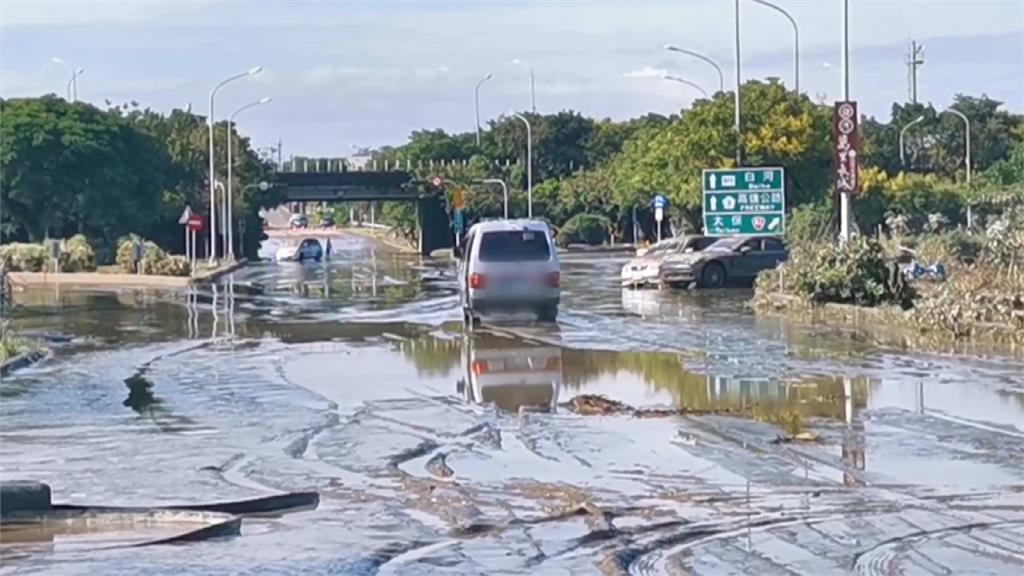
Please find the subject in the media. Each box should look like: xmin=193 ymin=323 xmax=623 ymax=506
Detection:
xmin=2 ymin=234 xmax=1023 ymax=575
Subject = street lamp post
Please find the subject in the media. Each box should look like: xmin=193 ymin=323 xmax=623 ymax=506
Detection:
xmin=474 ymin=73 xmax=492 ymax=147
xmin=226 ymin=97 xmax=272 ymax=261
xmin=942 ymin=107 xmax=973 ymax=227
xmin=733 ymin=0 xmax=743 ymax=166
xmin=208 ymin=66 xmax=262 ymax=264
xmin=52 ymin=58 xmax=83 ymax=102
xmin=478 ymin=178 xmax=510 ymax=219
xmin=750 ymin=0 xmax=799 ymax=93
xmin=512 ymin=59 xmax=536 ymax=113
xmin=662 ymin=74 xmax=709 ymax=98
xmin=663 ymin=45 xmax=724 ymax=92
xmin=511 ymin=112 xmax=533 ymax=218
xmin=899 ymin=115 xmax=925 ymax=166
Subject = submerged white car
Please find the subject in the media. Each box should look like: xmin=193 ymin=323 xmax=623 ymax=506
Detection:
xmin=276 ymin=238 xmax=323 ymax=262
xmin=457 ymin=219 xmax=561 ymax=323
xmin=620 ymin=235 xmax=716 ymax=288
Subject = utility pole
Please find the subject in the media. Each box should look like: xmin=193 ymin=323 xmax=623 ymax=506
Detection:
xmin=277 ymin=138 xmax=283 ymax=171
xmin=839 ymin=0 xmax=852 ymax=243
xmin=904 ymin=40 xmax=924 ymax=104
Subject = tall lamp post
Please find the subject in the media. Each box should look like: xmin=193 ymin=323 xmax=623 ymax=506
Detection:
xmin=52 ymin=57 xmax=83 ymax=102
xmin=478 ymin=178 xmax=510 ymax=219
xmin=942 ymin=107 xmax=973 ymax=227
xmin=733 ymin=0 xmax=743 ymax=166
xmin=662 ymin=74 xmax=709 ymax=98
xmin=663 ymin=45 xmax=724 ymax=92
xmin=512 ymin=59 xmax=536 ymax=113
xmin=899 ymin=115 xmax=925 ymax=166
xmin=208 ymin=66 xmax=262 ymax=264
xmin=750 ymin=0 xmax=799 ymax=92
xmin=226 ymin=97 xmax=272 ymax=261
xmin=474 ymin=73 xmax=492 ymax=146
xmin=511 ymin=112 xmax=533 ymax=218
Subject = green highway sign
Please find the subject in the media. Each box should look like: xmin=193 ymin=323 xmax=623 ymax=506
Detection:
xmin=702 ymin=167 xmax=785 ymax=236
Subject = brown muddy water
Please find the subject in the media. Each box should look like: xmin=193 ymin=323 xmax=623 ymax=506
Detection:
xmin=1 ymin=234 xmax=1022 ymax=575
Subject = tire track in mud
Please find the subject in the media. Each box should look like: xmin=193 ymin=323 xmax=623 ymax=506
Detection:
xmin=852 ymin=519 xmax=1024 ymax=575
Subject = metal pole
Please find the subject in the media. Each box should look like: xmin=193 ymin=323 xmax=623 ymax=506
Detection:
xmin=751 ymin=0 xmax=799 ymax=93
xmin=899 ymin=116 xmax=925 ymax=166
xmin=943 ymin=108 xmax=972 ymax=227
xmin=663 ymin=46 xmax=724 ymax=92
xmin=208 ymin=66 xmax=262 ymax=264
xmin=733 ymin=0 xmax=743 ymax=166
xmin=480 ymin=179 xmax=509 ymax=218
xmin=215 ymin=181 xmax=227 ymax=259
xmin=512 ymin=112 xmax=532 ymax=218
xmin=839 ymin=0 xmax=851 ymax=243
xmin=226 ymin=121 xmax=233 ymax=260
xmin=475 ymin=73 xmax=492 ymax=146
xmin=530 ymin=68 xmax=536 ymax=113
xmin=662 ymin=75 xmax=709 ymax=98
xmin=72 ymin=68 xmax=81 ymax=101
xmin=227 ymin=97 xmax=271 ymax=261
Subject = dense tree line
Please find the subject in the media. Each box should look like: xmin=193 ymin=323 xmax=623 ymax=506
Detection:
xmin=1 ymin=95 xmax=280 ymax=259
xmin=370 ymin=79 xmax=1022 ymax=242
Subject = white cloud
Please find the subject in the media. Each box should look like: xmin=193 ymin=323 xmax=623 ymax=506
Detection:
xmin=623 ymin=67 xmax=668 ymax=79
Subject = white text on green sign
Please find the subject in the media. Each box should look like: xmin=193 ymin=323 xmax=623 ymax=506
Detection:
xmin=703 ymin=167 xmax=784 ymax=192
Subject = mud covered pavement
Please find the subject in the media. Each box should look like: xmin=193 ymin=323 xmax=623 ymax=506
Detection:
xmin=2 ymin=234 xmax=1023 ymax=575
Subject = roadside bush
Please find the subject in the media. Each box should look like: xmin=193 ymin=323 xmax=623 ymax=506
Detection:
xmin=115 ymin=235 xmax=189 ymax=276
xmin=0 ymin=243 xmax=48 ymax=272
xmin=150 ymin=255 xmax=191 ymax=277
xmin=786 ymin=236 xmax=913 ymax=307
xmin=62 ymin=234 xmax=96 ymax=272
xmin=911 ymin=231 xmax=984 ymax=265
xmin=785 ymin=200 xmax=834 ymax=245
xmin=984 ymin=204 xmax=1024 ymax=272
xmin=911 ymin=265 xmax=1024 ymax=339
xmin=557 ymin=213 xmax=611 ymax=246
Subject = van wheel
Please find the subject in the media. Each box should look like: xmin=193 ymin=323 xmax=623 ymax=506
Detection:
xmin=463 ymin=307 xmax=480 ymax=328
xmin=536 ymin=305 xmax=558 ymax=323
xmin=699 ymin=262 xmax=726 ymax=289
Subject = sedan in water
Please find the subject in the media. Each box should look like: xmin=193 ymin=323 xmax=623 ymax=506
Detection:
xmin=658 ymin=236 xmax=788 ymax=289
xmin=620 ymin=235 xmax=717 ymax=289
xmin=276 ymin=238 xmax=324 ymax=262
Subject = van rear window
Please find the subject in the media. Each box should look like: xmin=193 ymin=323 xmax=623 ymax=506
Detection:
xmin=478 ymin=230 xmax=551 ymax=262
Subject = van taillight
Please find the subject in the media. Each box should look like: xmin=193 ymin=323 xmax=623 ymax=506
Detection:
xmin=470 ymin=273 xmax=486 ymax=289
xmin=546 ymin=272 xmax=560 ymax=287
xmin=471 ymin=360 xmax=489 ymax=375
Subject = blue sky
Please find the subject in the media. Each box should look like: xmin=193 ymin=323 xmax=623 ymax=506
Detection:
xmin=2 ymin=0 xmax=1022 ymax=157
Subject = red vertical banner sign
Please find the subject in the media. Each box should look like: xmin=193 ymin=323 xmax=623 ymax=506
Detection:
xmin=834 ymin=101 xmax=860 ymax=196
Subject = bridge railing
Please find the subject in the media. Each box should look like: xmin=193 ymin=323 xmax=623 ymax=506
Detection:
xmin=278 ymin=157 xmax=528 ymax=174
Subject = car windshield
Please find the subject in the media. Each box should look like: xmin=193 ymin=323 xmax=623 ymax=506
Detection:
xmin=648 ymin=241 xmax=678 ymax=255
xmin=478 ymin=230 xmax=551 ymax=262
xmin=706 ymin=237 xmax=744 ymax=251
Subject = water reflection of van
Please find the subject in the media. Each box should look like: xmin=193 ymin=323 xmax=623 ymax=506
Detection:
xmin=461 ymin=338 xmax=562 ymax=413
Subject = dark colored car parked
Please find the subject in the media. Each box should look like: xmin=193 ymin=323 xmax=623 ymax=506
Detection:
xmin=657 ymin=236 xmax=788 ymax=288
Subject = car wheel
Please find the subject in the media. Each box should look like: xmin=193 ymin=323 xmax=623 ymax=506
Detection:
xmin=699 ymin=262 xmax=726 ymax=289
xmin=536 ymin=304 xmax=558 ymax=323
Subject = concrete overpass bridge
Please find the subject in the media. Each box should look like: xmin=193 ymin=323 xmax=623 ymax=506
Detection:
xmin=270 ymin=170 xmax=451 ymax=256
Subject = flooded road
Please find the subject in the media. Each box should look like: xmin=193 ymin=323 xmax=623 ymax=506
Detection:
xmin=2 ymin=233 xmax=1023 ymax=575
